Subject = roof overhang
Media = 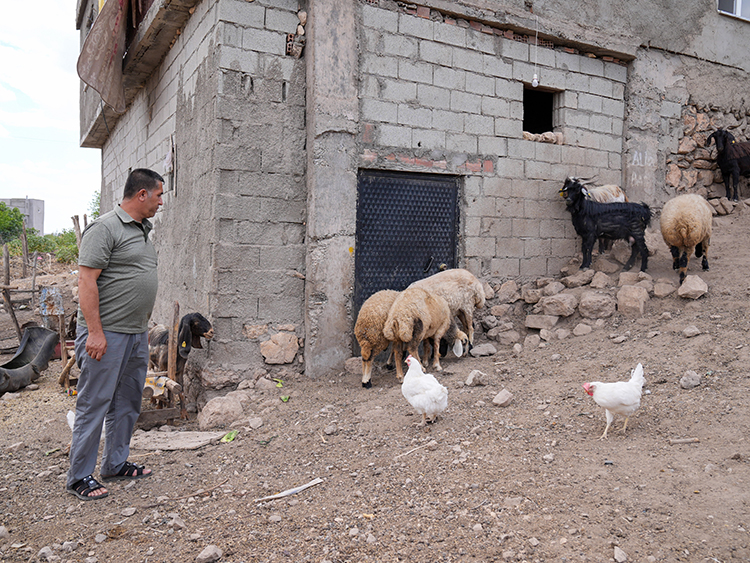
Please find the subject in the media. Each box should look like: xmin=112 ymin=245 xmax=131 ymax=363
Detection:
xmin=79 ymin=0 xmax=201 ymax=148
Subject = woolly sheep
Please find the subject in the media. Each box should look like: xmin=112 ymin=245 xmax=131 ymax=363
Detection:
xmin=660 ymin=193 xmax=712 ymax=285
xmin=354 ymin=289 xmax=401 ymax=389
xmin=408 ymin=268 xmax=485 ymax=346
xmin=565 ymin=177 xmax=629 ymax=204
xmin=383 ymin=287 xmax=465 ymax=378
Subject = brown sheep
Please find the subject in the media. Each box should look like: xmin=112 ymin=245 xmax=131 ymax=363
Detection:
xmin=354 ymin=290 xmax=401 ymax=389
xmin=383 ymin=287 xmax=464 ymax=379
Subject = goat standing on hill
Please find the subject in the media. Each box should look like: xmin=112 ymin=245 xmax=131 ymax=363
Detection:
xmin=559 ymin=178 xmax=652 ymax=272
xmin=563 ymin=177 xmax=628 ymax=254
xmin=706 ymin=128 xmax=750 ymax=202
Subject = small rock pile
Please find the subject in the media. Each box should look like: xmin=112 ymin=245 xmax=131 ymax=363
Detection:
xmin=476 ymin=261 xmax=708 ymax=352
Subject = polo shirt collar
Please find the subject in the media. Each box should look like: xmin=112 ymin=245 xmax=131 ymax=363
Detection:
xmin=115 ymin=205 xmax=153 ymax=236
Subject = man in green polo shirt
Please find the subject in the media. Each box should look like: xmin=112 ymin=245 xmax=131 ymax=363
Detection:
xmin=66 ymin=168 xmax=164 ymax=501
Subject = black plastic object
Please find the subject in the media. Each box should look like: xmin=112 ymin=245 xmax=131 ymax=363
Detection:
xmin=0 ymin=327 xmax=59 ymax=394
xmin=354 ymin=169 xmax=459 ymax=316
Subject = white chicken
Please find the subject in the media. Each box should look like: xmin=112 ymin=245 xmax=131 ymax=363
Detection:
xmin=401 ymin=355 xmax=448 ymax=427
xmin=583 ymin=363 xmax=645 ymax=439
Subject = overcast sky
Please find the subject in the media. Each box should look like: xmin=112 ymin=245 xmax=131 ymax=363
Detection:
xmin=0 ymin=0 xmax=102 ymax=235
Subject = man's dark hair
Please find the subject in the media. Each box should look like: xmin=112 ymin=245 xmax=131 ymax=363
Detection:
xmin=123 ymin=169 xmax=165 ymax=199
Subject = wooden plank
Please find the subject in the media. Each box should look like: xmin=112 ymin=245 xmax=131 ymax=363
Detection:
xmin=3 ymin=244 xmax=9 ymax=286
xmin=2 ymin=288 xmax=22 ymax=343
xmin=21 ymin=221 xmax=28 ymax=279
xmin=167 ymin=301 xmax=179 ymax=383
xmin=137 ymin=407 xmax=180 ymax=427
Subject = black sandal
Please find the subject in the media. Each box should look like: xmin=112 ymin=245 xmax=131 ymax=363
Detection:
xmin=101 ymin=461 xmax=152 ymax=482
xmin=67 ymin=475 xmax=109 ymax=501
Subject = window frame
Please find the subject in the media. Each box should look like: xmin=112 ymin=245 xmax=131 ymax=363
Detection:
xmin=718 ymin=0 xmax=750 ymax=22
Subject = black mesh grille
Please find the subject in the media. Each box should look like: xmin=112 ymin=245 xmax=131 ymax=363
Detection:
xmin=354 ymin=170 xmax=460 ymax=315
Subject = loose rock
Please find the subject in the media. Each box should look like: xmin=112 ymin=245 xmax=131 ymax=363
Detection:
xmin=465 ymin=370 xmax=489 ymax=386
xmin=469 ymin=343 xmax=497 ymax=357
xmin=492 ymin=389 xmax=514 ymax=407
xmin=678 ymin=275 xmax=708 ymax=299
xmin=680 ymin=370 xmax=702 ymax=389
xmin=573 ymin=323 xmax=592 ymax=336
xmin=682 ymin=325 xmax=701 ymax=338
xmin=525 ymin=314 xmax=559 ymax=330
xmin=196 ymin=545 xmax=223 ymax=563
xmin=578 ymin=291 xmax=616 ymax=318
xmin=617 ymin=285 xmax=650 ymax=317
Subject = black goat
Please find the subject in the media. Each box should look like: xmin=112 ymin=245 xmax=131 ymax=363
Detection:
xmin=559 ymin=178 xmax=652 ymax=272
xmin=706 ymin=129 xmax=750 ymax=201
xmin=148 ymin=313 xmax=214 ymax=385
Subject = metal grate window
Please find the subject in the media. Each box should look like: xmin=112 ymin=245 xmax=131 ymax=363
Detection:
xmin=354 ymin=170 xmax=460 ymax=316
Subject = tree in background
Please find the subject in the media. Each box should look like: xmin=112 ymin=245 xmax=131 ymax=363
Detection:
xmin=89 ymin=190 xmax=101 ymax=220
xmin=0 ymin=203 xmax=24 ymax=244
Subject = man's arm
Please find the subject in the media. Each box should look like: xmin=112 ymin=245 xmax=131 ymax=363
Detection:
xmin=78 ymin=265 xmax=107 ymax=361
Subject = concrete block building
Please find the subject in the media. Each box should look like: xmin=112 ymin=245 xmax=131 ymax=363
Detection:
xmin=0 ymin=198 xmax=45 ymax=235
xmin=76 ymin=0 xmax=750 ymax=398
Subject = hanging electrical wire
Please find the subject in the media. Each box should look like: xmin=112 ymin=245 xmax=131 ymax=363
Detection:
xmin=532 ymin=14 xmax=539 ymax=87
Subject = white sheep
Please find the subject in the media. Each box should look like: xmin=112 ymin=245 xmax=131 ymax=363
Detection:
xmin=354 ymin=289 xmax=401 ymax=388
xmin=659 ymin=193 xmax=713 ymax=284
xmin=383 ymin=287 xmax=466 ymax=379
xmin=565 ymin=177 xmax=629 ymax=203
xmin=584 ymin=184 xmax=628 ymax=203
xmin=408 ymin=268 xmax=485 ymax=346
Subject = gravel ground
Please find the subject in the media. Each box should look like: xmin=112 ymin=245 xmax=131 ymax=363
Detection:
xmin=0 ymin=213 xmax=749 ymax=563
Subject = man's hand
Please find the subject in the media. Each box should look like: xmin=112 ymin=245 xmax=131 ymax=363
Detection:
xmin=86 ymin=330 xmax=107 ymax=361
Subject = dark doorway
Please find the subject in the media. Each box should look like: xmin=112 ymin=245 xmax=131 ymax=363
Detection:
xmin=354 ymin=170 xmax=460 ymax=318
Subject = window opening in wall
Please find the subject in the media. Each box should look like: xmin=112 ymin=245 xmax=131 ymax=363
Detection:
xmin=523 ymin=87 xmax=556 ymax=134
xmin=718 ymin=0 xmax=750 ymax=20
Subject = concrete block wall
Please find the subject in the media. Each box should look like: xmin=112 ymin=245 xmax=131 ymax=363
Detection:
xmin=97 ymin=0 xmax=221 ymax=357
xmin=210 ymin=0 xmax=307 ymax=375
xmin=99 ymin=0 xmax=307 ymax=387
xmin=358 ymin=4 xmax=628 ymax=279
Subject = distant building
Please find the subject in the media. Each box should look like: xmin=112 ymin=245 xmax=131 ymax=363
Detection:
xmin=0 ymin=198 xmax=44 ymax=235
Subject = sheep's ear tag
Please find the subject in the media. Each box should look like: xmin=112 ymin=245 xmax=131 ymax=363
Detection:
xmin=453 ymin=340 xmax=464 ymax=358
xmin=181 ymin=341 xmax=187 ymax=348
xmin=582 ymin=187 xmax=589 ymax=197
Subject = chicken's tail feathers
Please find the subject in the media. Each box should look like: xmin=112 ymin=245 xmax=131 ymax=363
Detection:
xmin=630 ymin=363 xmax=645 ymax=387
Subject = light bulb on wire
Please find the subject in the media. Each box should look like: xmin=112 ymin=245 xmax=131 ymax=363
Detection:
xmin=532 ymin=73 xmax=539 ymax=88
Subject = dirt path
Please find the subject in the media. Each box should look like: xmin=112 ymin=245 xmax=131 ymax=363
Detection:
xmin=0 ymin=213 xmax=748 ymax=563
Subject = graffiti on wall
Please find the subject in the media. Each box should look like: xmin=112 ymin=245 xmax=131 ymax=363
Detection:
xmin=626 ymin=146 xmax=658 ymax=202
